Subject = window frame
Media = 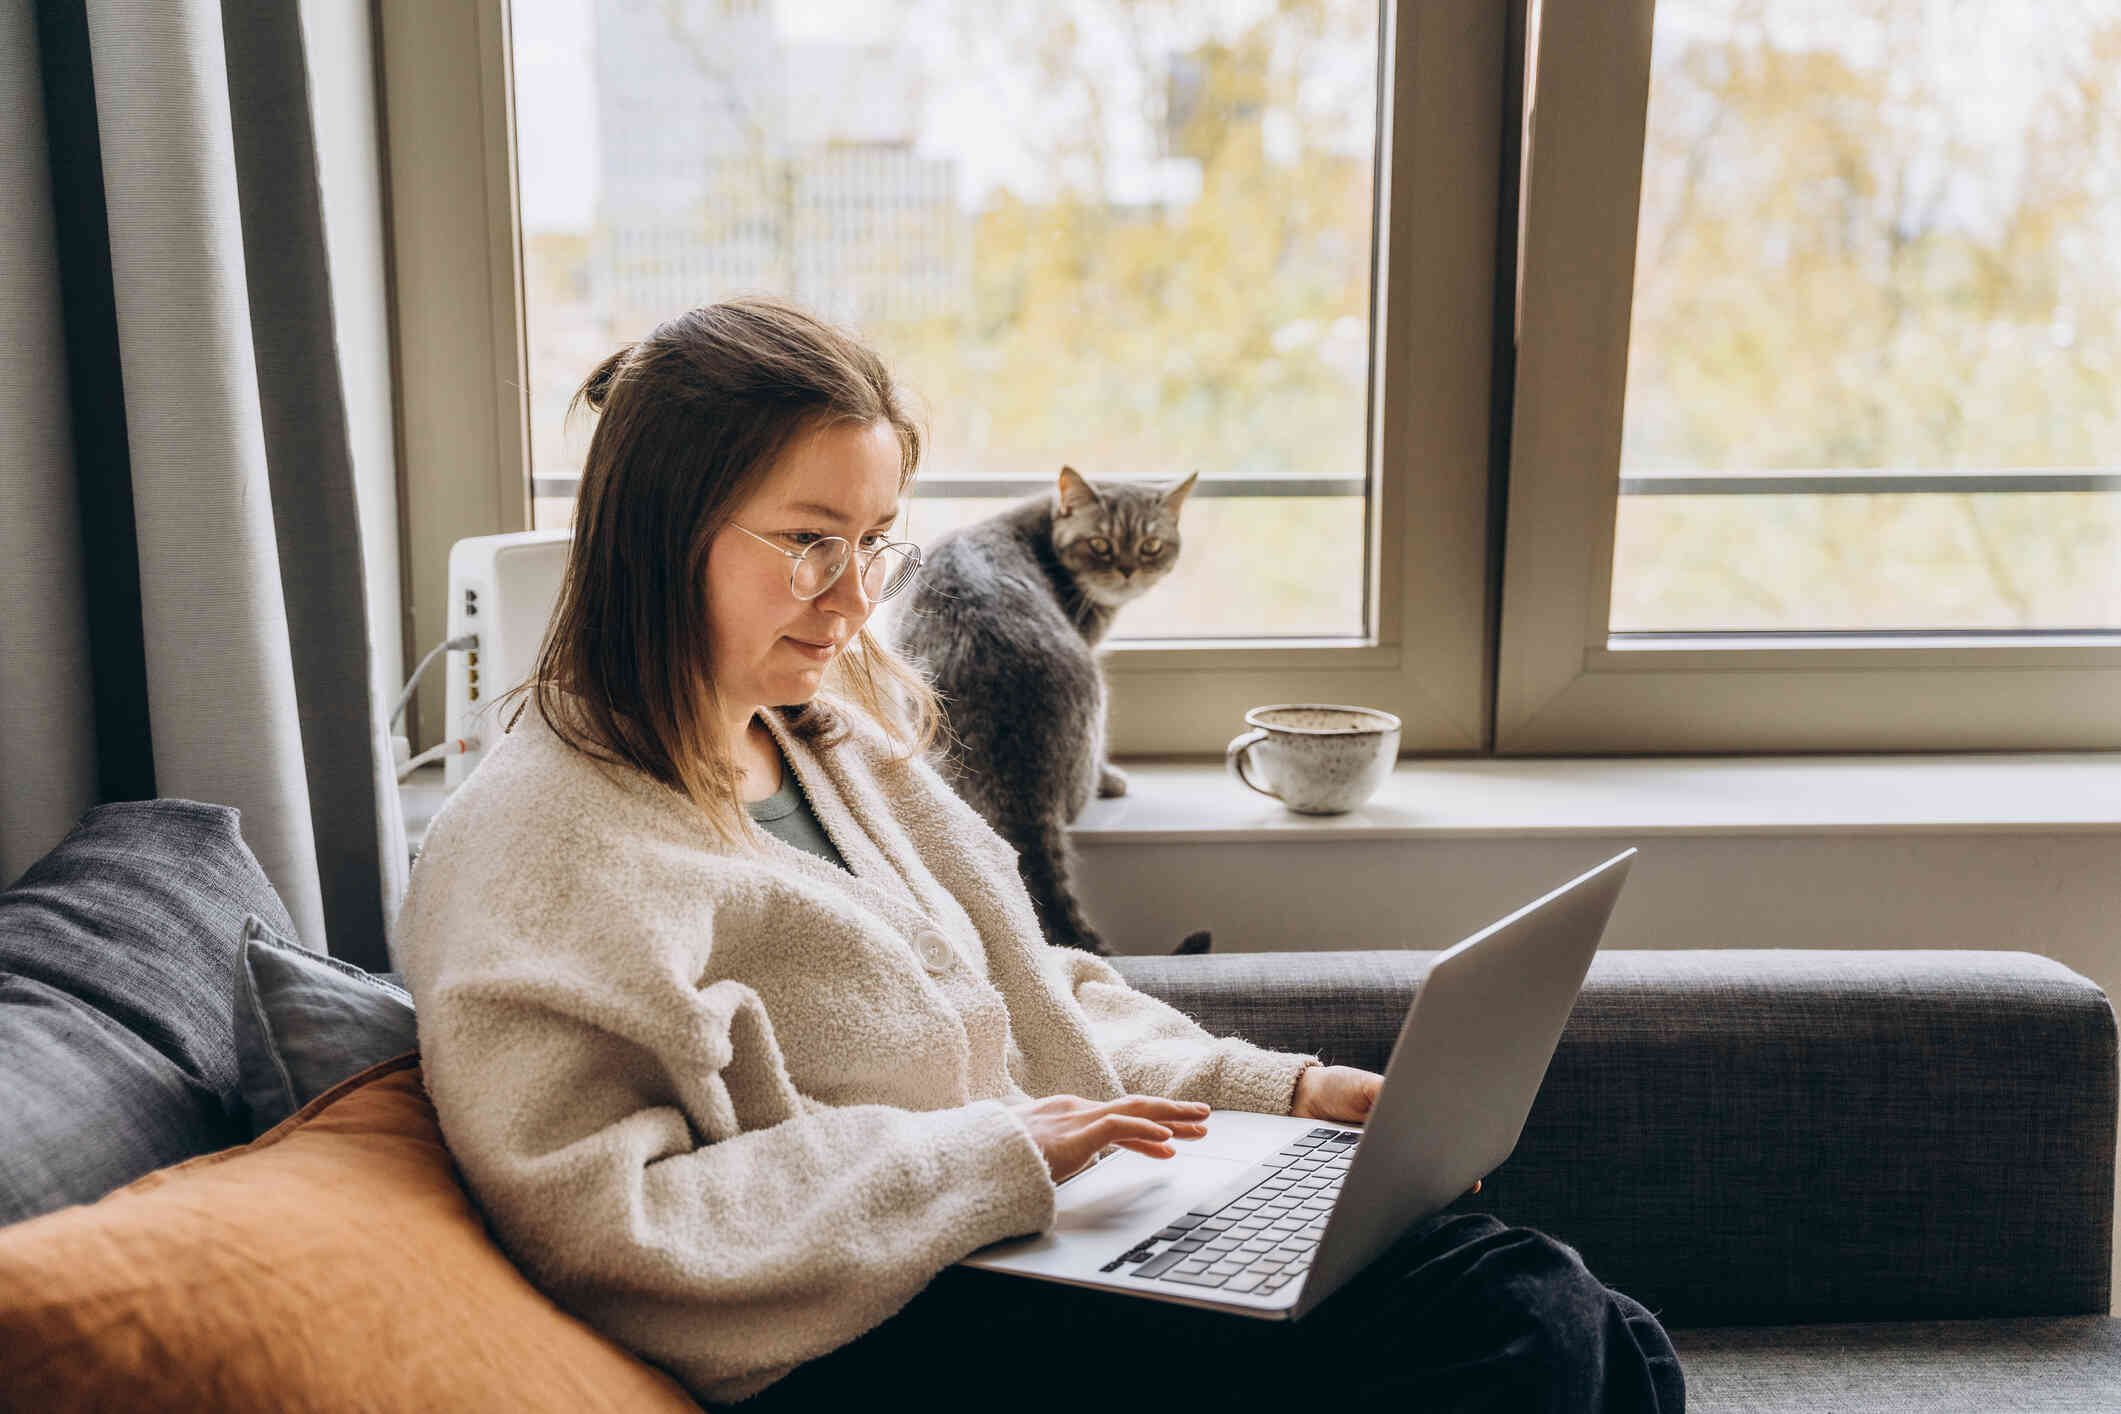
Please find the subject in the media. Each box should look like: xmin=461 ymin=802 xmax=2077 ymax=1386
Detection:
xmin=378 ymin=0 xmax=531 ymax=748
xmin=1498 ymin=0 xmax=2121 ymax=754
xmin=377 ymin=0 xmax=1508 ymax=757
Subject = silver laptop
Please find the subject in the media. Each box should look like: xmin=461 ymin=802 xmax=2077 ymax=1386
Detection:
xmin=960 ymin=848 xmax=1635 ymax=1319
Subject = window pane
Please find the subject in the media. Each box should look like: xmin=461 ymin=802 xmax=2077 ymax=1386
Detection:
xmin=512 ymin=0 xmax=1380 ymax=640
xmin=1612 ymin=0 xmax=2121 ymax=632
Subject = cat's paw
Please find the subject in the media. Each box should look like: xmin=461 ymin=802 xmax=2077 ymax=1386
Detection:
xmin=1097 ymin=763 xmax=1130 ymax=798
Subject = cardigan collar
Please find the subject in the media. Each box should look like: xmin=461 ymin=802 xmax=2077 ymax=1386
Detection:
xmin=507 ymin=694 xmax=993 ymax=968
xmin=753 ymin=705 xmax=986 ymax=950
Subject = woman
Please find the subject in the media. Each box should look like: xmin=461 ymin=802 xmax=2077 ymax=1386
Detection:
xmin=395 ymin=298 xmax=1684 ymax=1411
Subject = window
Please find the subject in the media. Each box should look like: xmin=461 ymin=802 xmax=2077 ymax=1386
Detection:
xmin=1497 ymin=0 xmax=2121 ymax=752
xmin=383 ymin=0 xmax=1508 ymax=755
xmin=382 ymin=0 xmax=2121 ymax=756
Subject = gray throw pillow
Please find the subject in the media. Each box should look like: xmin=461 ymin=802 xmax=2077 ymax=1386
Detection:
xmin=233 ymin=914 xmax=418 ymax=1136
xmin=0 ymin=800 xmax=299 ymax=1226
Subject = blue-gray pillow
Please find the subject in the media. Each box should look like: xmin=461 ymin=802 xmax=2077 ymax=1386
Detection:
xmin=233 ymin=914 xmax=417 ymax=1136
xmin=0 ymin=800 xmax=298 ymax=1225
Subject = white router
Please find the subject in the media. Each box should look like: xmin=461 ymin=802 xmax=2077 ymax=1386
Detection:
xmin=442 ymin=530 xmax=572 ymax=787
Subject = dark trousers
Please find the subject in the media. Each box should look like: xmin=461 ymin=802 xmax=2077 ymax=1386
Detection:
xmin=745 ymin=1212 xmax=1685 ymax=1411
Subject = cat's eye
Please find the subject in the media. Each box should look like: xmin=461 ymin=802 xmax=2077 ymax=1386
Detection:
xmin=1142 ymin=538 xmax=1164 ymax=555
xmin=1088 ymin=537 xmax=1113 ymax=557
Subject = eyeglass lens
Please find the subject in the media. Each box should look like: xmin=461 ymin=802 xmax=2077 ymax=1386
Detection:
xmin=790 ymin=539 xmax=919 ymax=602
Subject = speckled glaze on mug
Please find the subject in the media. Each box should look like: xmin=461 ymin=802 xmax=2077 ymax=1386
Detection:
xmin=1225 ymin=704 xmax=1401 ymax=814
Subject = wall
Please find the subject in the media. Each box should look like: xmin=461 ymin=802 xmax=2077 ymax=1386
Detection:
xmin=1079 ymin=833 xmax=2121 ymax=982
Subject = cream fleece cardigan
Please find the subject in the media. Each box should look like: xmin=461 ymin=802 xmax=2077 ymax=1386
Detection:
xmin=394 ymin=697 xmax=1317 ymax=1404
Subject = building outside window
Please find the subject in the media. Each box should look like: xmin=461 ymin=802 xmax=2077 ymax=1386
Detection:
xmin=514 ymin=0 xmax=1384 ymax=643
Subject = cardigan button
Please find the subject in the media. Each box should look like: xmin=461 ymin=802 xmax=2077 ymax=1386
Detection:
xmin=914 ymin=929 xmax=953 ymax=974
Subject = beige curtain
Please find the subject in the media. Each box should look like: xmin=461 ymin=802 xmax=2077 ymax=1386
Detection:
xmin=0 ymin=0 xmax=403 ymax=969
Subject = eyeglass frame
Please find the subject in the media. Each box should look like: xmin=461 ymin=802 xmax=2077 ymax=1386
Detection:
xmin=726 ymin=522 xmax=924 ymax=603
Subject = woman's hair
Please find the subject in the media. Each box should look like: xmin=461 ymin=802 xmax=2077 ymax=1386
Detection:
xmin=496 ymin=296 xmax=941 ymax=846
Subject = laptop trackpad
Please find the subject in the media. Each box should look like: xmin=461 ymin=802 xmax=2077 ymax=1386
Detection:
xmin=1051 ymin=1149 xmax=1255 ymax=1232
xmin=961 ymin=1111 xmax=1315 ymax=1274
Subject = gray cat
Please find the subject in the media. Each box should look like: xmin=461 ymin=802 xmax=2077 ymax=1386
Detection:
xmin=889 ymin=466 xmax=1205 ymax=956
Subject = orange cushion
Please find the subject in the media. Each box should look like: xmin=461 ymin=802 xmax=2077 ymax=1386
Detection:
xmin=0 ymin=1052 xmax=701 ymax=1413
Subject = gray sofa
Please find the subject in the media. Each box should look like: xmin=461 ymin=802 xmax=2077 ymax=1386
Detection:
xmin=3 ymin=802 xmax=2116 ymax=1409
xmin=1114 ymin=949 xmax=2121 ymax=1412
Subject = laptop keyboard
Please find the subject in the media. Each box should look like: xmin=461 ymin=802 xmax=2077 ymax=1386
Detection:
xmin=1100 ymin=1127 xmax=1358 ymax=1296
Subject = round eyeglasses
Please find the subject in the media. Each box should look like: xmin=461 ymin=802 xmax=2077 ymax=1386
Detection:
xmin=729 ymin=523 xmax=923 ymax=602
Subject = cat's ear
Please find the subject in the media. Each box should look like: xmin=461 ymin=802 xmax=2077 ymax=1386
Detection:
xmin=1163 ymin=471 xmax=1201 ymax=514
xmin=1056 ymin=465 xmax=1099 ymax=515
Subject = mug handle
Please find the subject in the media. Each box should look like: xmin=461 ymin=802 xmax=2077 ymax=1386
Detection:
xmin=1225 ymin=729 xmax=1278 ymax=800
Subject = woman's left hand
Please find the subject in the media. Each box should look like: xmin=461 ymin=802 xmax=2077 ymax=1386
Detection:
xmin=1290 ymin=1064 xmax=1381 ymax=1124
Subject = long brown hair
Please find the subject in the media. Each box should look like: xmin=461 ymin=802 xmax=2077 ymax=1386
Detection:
xmin=498 ymin=297 xmax=941 ymax=845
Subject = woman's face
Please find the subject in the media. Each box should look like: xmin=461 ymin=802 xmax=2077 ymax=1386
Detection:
xmin=704 ymin=417 xmax=904 ymax=721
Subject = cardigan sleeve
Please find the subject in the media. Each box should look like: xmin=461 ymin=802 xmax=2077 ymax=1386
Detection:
xmin=1045 ymin=948 xmax=1318 ymax=1116
xmin=401 ymin=857 xmax=1056 ymax=1404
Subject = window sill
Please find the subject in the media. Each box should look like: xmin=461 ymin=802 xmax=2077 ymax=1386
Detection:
xmin=1074 ymin=753 xmax=2121 ymax=844
xmin=399 ymin=752 xmax=2121 ymax=861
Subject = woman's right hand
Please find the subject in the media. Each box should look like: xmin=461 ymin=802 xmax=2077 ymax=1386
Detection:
xmin=1008 ymin=1093 xmax=1211 ymax=1182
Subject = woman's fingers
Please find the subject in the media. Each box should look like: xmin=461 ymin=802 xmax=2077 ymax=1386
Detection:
xmin=1095 ymin=1096 xmax=1210 ymax=1156
xmin=1012 ymin=1094 xmax=1218 ymax=1178
xmin=1090 ymin=1113 xmax=1193 ymax=1162
xmin=1102 ymin=1099 xmax=1209 ymax=1148
xmin=1095 ymin=1114 xmax=1175 ymax=1146
xmin=1101 ymin=1094 xmax=1212 ymax=1122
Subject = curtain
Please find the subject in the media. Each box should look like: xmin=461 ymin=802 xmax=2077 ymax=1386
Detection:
xmin=2 ymin=0 xmax=404 ymax=970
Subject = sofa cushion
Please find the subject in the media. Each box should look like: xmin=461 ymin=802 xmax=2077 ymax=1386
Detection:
xmin=1672 ymin=1317 xmax=2121 ymax=1413
xmin=0 ymin=977 xmax=240 ymax=1227
xmin=0 ymin=1052 xmax=702 ymax=1413
xmin=0 ymin=800 xmax=299 ymax=1224
xmin=234 ymin=914 xmax=418 ymax=1136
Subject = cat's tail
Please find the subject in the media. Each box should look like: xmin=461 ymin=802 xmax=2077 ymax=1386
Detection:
xmin=1009 ymin=809 xmax=1111 ymax=956
xmin=1009 ymin=813 xmax=1214 ymax=956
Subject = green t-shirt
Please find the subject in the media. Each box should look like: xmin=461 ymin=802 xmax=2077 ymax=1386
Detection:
xmin=745 ymin=761 xmax=851 ymax=873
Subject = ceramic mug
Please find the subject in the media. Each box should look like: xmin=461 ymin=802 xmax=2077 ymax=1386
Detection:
xmin=1225 ymin=704 xmax=1402 ymax=815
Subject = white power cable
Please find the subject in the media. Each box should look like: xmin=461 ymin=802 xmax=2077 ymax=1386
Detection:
xmin=391 ymin=633 xmax=479 ymax=729
xmin=397 ymin=735 xmax=480 ymax=782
